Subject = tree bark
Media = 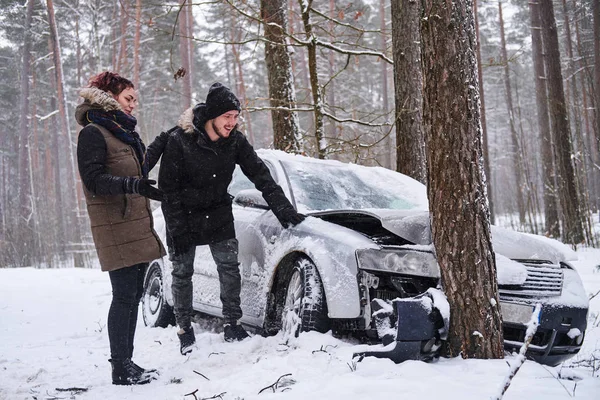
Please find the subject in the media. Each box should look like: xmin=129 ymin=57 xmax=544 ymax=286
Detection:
xmin=391 ymin=0 xmax=426 ymax=183
xmin=261 ymin=0 xmax=302 ymax=153
xmin=420 ymin=0 xmax=504 ymax=360
xmin=473 ymin=0 xmax=494 ymax=224
xmin=299 ymin=0 xmax=326 ymax=159
xmin=530 ymin=0 xmax=560 ymax=237
xmin=540 ymin=0 xmax=585 ymax=244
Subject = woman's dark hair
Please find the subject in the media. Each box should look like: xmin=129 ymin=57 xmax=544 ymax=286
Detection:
xmin=88 ymin=71 xmax=134 ymax=95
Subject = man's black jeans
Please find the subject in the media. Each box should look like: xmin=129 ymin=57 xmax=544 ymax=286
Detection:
xmin=170 ymin=238 xmax=242 ymax=329
xmin=107 ymin=263 xmax=148 ymax=360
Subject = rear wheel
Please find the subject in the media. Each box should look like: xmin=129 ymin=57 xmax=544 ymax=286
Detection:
xmin=281 ymin=257 xmax=330 ymax=337
xmin=142 ymin=262 xmax=175 ymax=328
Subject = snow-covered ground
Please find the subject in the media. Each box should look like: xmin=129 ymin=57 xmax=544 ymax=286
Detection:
xmin=1 ymin=248 xmax=599 ymax=400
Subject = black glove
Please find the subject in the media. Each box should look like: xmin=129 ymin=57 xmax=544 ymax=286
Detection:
xmin=276 ymin=208 xmax=306 ymax=228
xmin=171 ymin=234 xmax=193 ymax=257
xmin=124 ymin=177 xmax=164 ymax=202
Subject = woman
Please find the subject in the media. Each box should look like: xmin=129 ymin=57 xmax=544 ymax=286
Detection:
xmin=75 ymin=71 xmax=167 ymax=385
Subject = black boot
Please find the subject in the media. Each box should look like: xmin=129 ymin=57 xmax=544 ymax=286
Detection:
xmin=223 ymin=322 xmax=250 ymax=342
xmin=129 ymin=360 xmax=159 ymax=380
xmin=110 ymin=358 xmax=154 ymax=385
xmin=178 ymin=326 xmax=196 ymax=355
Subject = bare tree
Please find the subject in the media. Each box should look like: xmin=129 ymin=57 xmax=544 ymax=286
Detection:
xmin=499 ymin=0 xmax=527 ymax=226
xmin=179 ymin=0 xmax=192 ymax=110
xmin=529 ymin=0 xmax=560 ymax=237
xmin=540 ymin=0 xmax=585 ymax=244
xmin=261 ymin=0 xmax=302 ymax=153
xmin=473 ymin=0 xmax=494 ymax=224
xmin=595 ymin=0 xmax=600 ymax=157
xmin=420 ymin=0 xmax=504 ymax=360
xmin=391 ymin=0 xmax=426 ymax=183
xmin=18 ymin=0 xmax=35 ymax=264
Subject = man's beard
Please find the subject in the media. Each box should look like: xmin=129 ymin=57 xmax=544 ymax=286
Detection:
xmin=211 ymin=121 xmax=236 ymax=139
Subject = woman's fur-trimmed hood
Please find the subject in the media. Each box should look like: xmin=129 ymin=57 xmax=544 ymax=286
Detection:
xmin=75 ymin=87 xmax=123 ymax=126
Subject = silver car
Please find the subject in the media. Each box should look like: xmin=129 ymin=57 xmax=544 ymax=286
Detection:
xmin=142 ymin=150 xmax=588 ymax=366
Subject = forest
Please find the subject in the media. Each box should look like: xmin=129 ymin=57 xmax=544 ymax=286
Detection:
xmin=0 ymin=0 xmax=599 ymax=270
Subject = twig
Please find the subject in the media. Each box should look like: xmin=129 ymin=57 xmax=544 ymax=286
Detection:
xmin=184 ymin=389 xmax=199 ymax=400
xmin=193 ymin=370 xmax=210 ymax=380
xmin=201 ymin=392 xmax=226 ymax=400
xmin=208 ymin=352 xmax=225 ymax=358
xmin=312 ymin=344 xmax=338 ymax=354
xmin=258 ymin=373 xmax=293 ymax=394
xmin=55 ymin=387 xmax=88 ymax=393
xmin=589 ymin=289 xmax=600 ymax=301
xmin=492 ymin=304 xmax=542 ymax=400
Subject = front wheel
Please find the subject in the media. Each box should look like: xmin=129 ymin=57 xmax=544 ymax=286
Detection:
xmin=281 ymin=257 xmax=330 ymax=337
xmin=142 ymin=262 xmax=175 ymax=328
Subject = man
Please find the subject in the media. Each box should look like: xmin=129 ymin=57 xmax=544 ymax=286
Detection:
xmin=158 ymin=82 xmax=305 ymax=355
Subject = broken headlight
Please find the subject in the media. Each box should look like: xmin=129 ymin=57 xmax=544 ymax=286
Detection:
xmin=356 ymin=248 xmax=440 ymax=278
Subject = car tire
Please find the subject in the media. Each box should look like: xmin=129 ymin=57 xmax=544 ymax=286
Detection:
xmin=281 ymin=257 xmax=330 ymax=337
xmin=142 ymin=262 xmax=175 ymax=328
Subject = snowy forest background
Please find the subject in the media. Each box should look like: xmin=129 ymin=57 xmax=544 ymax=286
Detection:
xmin=0 ymin=0 xmax=599 ymax=269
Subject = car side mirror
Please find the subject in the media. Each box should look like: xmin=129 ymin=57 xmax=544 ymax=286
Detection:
xmin=234 ymin=189 xmax=270 ymax=210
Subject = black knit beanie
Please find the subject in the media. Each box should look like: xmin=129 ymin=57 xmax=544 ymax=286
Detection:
xmin=204 ymin=82 xmax=241 ymax=120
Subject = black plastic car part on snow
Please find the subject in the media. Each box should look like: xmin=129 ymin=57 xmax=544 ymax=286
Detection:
xmin=353 ymin=291 xmax=449 ymax=363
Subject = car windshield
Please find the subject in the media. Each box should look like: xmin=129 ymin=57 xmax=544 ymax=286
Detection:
xmin=281 ymin=160 xmax=429 ymax=212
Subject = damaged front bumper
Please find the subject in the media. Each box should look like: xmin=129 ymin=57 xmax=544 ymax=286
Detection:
xmin=353 ymin=289 xmax=449 ymax=363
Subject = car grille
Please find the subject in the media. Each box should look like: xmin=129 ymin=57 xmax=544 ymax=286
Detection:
xmin=499 ymin=260 xmax=563 ymax=300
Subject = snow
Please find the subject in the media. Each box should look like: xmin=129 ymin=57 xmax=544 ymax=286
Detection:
xmin=1 ymin=247 xmax=599 ymax=399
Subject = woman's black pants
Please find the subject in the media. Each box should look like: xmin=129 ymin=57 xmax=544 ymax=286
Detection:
xmin=107 ymin=263 xmax=148 ymax=360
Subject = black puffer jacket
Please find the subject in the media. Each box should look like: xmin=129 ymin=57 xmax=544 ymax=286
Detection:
xmin=158 ymin=105 xmax=295 ymax=246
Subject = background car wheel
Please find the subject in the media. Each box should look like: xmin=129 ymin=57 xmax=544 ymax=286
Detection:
xmin=281 ymin=257 xmax=330 ymax=337
xmin=142 ymin=262 xmax=175 ymax=328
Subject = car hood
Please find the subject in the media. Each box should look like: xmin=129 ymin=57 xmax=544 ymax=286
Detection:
xmin=309 ymin=209 xmax=576 ymax=265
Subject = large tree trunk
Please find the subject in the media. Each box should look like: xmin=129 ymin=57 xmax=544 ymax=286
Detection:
xmin=299 ymin=0 xmax=326 ymax=159
xmin=391 ymin=0 xmax=426 ymax=183
xmin=499 ymin=1 xmax=527 ymax=226
xmin=530 ymin=0 xmax=560 ymax=237
xmin=473 ymin=0 xmax=494 ymax=224
xmin=420 ymin=0 xmax=504 ymax=360
xmin=261 ymin=0 xmax=302 ymax=153
xmin=540 ymin=0 xmax=585 ymax=245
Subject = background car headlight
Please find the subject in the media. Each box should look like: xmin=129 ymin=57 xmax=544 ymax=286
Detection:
xmin=356 ymin=248 xmax=440 ymax=278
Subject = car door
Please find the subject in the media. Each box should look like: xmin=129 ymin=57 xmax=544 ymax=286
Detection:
xmin=231 ymin=160 xmax=286 ymax=327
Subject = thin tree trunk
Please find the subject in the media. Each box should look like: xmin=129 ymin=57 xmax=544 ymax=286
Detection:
xmin=299 ymin=0 xmax=326 ymax=159
xmin=117 ymin=0 xmax=129 ymax=73
xmin=474 ymin=0 xmax=494 ymax=224
xmin=499 ymin=1 xmax=527 ymax=226
xmin=379 ymin=0 xmax=391 ymax=169
xmin=133 ymin=0 xmax=142 ymax=90
xmin=261 ymin=0 xmax=302 ymax=153
xmin=530 ymin=0 xmax=560 ymax=237
xmin=540 ymin=0 xmax=585 ymax=244
xmin=18 ymin=0 xmax=35 ymax=265
xmin=47 ymin=0 xmax=81 ymax=255
xmin=420 ymin=0 xmax=504 ymax=360
xmin=179 ymin=0 xmax=192 ymax=110
xmin=391 ymin=0 xmax=426 ymax=183
xmin=594 ymin=0 xmax=600 ymax=159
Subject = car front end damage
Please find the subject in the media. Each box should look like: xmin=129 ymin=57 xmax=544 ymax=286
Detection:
xmin=349 ymin=248 xmax=588 ymax=366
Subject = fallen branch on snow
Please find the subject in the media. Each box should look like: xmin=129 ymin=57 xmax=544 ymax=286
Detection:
xmin=492 ymin=303 xmax=542 ymax=400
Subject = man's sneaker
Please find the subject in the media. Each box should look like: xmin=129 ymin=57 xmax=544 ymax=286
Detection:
xmin=110 ymin=359 xmax=154 ymax=385
xmin=223 ymin=322 xmax=250 ymax=342
xmin=178 ymin=326 xmax=196 ymax=355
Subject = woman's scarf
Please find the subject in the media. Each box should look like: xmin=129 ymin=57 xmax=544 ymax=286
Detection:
xmin=86 ymin=109 xmax=149 ymax=177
